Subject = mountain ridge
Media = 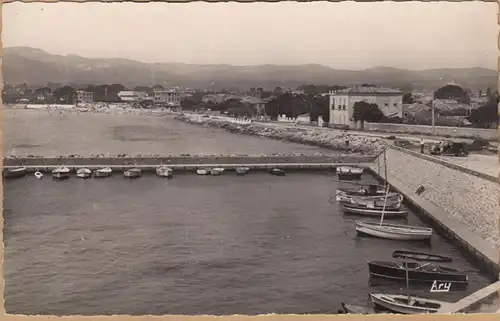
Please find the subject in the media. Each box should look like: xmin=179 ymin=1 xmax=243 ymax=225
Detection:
xmin=3 ymin=46 xmax=497 ymax=90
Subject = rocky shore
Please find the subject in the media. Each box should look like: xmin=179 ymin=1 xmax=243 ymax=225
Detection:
xmin=175 ymin=114 xmax=388 ymax=154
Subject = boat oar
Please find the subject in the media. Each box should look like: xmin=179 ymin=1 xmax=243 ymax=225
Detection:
xmin=379 ymin=184 xmax=391 ymax=226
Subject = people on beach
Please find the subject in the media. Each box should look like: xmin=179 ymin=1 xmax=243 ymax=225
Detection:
xmin=420 ymin=138 xmax=425 ymax=153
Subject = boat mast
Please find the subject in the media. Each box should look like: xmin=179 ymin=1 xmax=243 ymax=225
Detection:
xmin=383 ymin=148 xmax=388 ymax=189
xmin=379 ymin=184 xmax=390 ymax=226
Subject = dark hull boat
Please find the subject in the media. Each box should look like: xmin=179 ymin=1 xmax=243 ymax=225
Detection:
xmin=3 ymin=167 xmax=27 ymax=179
xmin=392 ymin=250 xmax=452 ymax=263
xmin=269 ymin=168 xmax=285 ymax=176
xmin=368 ymin=260 xmax=468 ymax=284
xmin=343 ymin=204 xmax=408 ymax=219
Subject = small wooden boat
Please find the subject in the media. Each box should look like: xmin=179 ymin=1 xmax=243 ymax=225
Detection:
xmin=356 ymin=221 xmax=432 ymax=241
xmin=235 ymin=167 xmax=250 ymax=175
xmin=197 ymin=169 xmax=210 ymax=175
xmin=368 ymin=260 xmax=468 ymax=284
xmin=337 ymin=185 xmax=386 ymax=196
xmin=76 ymin=168 xmax=92 ymax=179
xmin=343 ymin=204 xmax=408 ymax=218
xmin=124 ymin=168 xmax=142 ymax=178
xmin=269 ymin=168 xmax=286 ymax=176
xmin=336 ymin=166 xmax=364 ymax=180
xmin=34 ymin=171 xmax=44 ymax=179
xmin=156 ymin=166 xmax=173 ymax=178
xmin=3 ymin=167 xmax=27 ymax=179
xmin=369 ymin=293 xmax=452 ymax=314
xmin=210 ymin=167 xmax=225 ymax=176
xmin=393 ymin=250 xmax=452 ymax=263
xmin=94 ymin=167 xmax=112 ymax=178
xmin=52 ymin=167 xmax=71 ymax=180
xmin=338 ymin=195 xmax=403 ymax=210
xmin=340 ymin=302 xmax=375 ymax=314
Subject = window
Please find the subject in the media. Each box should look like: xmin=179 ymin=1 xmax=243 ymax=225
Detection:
xmin=343 ymin=105 xmax=346 ymax=110
xmin=384 ymin=103 xmax=389 ymax=107
xmin=394 ymin=103 xmax=398 ymax=107
xmin=338 ymin=105 xmax=341 ymax=109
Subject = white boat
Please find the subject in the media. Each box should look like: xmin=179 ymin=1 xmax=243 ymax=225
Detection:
xmin=124 ymin=168 xmax=142 ymax=178
xmin=197 ymin=169 xmax=210 ymax=175
xmin=336 ymin=166 xmax=364 ymax=179
xmin=94 ymin=167 xmax=112 ymax=178
xmin=340 ymin=303 xmax=375 ymax=314
xmin=343 ymin=204 xmax=408 ymax=218
xmin=370 ymin=293 xmax=452 ymax=314
xmin=235 ymin=167 xmax=250 ymax=175
xmin=76 ymin=168 xmax=92 ymax=179
xmin=34 ymin=171 xmax=44 ymax=179
xmin=156 ymin=166 xmax=173 ymax=178
xmin=355 ymin=221 xmax=433 ymax=241
xmin=52 ymin=167 xmax=71 ymax=179
xmin=210 ymin=167 xmax=225 ymax=176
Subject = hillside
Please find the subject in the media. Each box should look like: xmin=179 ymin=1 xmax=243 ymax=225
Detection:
xmin=2 ymin=46 xmax=497 ymax=90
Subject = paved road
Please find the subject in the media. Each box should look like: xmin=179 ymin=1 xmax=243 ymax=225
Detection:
xmin=257 ymin=121 xmax=498 ymax=146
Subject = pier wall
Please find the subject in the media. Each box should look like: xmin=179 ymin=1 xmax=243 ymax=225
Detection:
xmin=369 ymin=147 xmax=500 ymax=276
xmin=3 ymin=155 xmax=377 ymax=167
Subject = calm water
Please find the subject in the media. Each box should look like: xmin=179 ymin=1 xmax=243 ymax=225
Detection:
xmin=4 ymin=172 xmax=492 ymax=315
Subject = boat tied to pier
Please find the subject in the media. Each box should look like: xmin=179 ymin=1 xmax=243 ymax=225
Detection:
xmin=52 ymin=166 xmax=71 ymax=180
xmin=336 ymin=166 xmax=364 ymax=180
xmin=269 ymin=168 xmax=286 ymax=176
xmin=156 ymin=166 xmax=173 ymax=178
xmin=210 ymin=167 xmax=225 ymax=176
xmin=124 ymin=168 xmax=142 ymax=178
xmin=337 ymin=185 xmax=386 ymax=196
xmin=369 ymin=293 xmax=452 ymax=314
xmin=3 ymin=166 xmax=27 ymax=179
xmin=356 ymin=221 xmax=433 ymax=241
xmin=392 ymin=250 xmax=452 ymax=263
xmin=343 ymin=204 xmax=408 ymax=218
xmin=368 ymin=260 xmax=468 ymax=284
xmin=196 ymin=169 xmax=210 ymax=175
xmin=76 ymin=168 xmax=92 ymax=179
xmin=235 ymin=167 xmax=250 ymax=175
xmin=339 ymin=303 xmax=375 ymax=314
xmin=94 ymin=167 xmax=112 ymax=178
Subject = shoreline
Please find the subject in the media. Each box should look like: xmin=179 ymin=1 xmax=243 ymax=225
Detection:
xmin=174 ymin=113 xmax=388 ymax=155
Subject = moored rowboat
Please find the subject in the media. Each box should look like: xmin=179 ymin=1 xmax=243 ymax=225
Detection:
xmin=124 ymin=168 xmax=142 ymax=178
xmin=197 ymin=169 xmax=210 ymax=175
xmin=369 ymin=293 xmax=452 ymax=314
xmin=336 ymin=166 xmax=364 ymax=179
xmin=355 ymin=221 xmax=433 ymax=241
xmin=210 ymin=167 xmax=225 ymax=176
xmin=343 ymin=204 xmax=408 ymax=218
xmin=392 ymin=250 xmax=452 ymax=263
xmin=269 ymin=168 xmax=286 ymax=176
xmin=94 ymin=167 xmax=112 ymax=178
xmin=52 ymin=167 xmax=71 ymax=179
xmin=340 ymin=303 xmax=375 ymax=314
xmin=3 ymin=166 xmax=27 ymax=178
xmin=76 ymin=168 xmax=92 ymax=179
xmin=235 ymin=167 xmax=250 ymax=175
xmin=368 ymin=260 xmax=468 ymax=284
xmin=156 ymin=166 xmax=173 ymax=178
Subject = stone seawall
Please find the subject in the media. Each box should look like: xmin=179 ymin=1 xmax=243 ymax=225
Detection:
xmin=4 ymin=155 xmax=378 ymax=167
xmin=175 ymin=114 xmax=387 ymax=154
xmin=372 ymin=147 xmax=499 ymax=272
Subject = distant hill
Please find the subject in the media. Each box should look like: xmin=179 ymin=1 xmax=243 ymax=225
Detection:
xmin=2 ymin=46 xmax=497 ymax=90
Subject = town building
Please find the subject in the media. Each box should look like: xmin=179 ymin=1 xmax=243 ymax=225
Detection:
xmin=329 ymin=86 xmax=403 ymax=127
xmin=76 ymin=90 xmax=93 ymax=104
xmin=118 ymin=91 xmax=149 ymax=102
xmin=153 ymin=89 xmax=181 ymax=108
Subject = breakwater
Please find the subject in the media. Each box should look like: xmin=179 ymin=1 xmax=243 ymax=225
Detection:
xmin=175 ymin=114 xmax=388 ymax=154
xmin=3 ymin=154 xmax=378 ymax=167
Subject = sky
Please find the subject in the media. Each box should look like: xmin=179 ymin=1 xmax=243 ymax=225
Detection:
xmin=3 ymin=2 xmax=498 ymax=70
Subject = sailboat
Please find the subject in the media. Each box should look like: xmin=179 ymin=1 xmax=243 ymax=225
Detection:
xmin=354 ymin=149 xmax=433 ymax=241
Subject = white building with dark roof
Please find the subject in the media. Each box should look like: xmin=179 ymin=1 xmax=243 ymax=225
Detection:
xmin=329 ymin=86 xmax=403 ymax=127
